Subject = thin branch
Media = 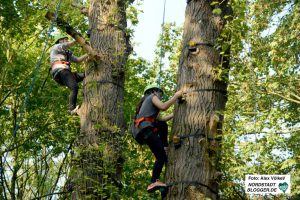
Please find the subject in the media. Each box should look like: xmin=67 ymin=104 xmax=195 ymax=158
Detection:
xmin=228 ymin=128 xmax=300 ymax=136
xmin=0 ymin=121 xmax=63 ymax=156
xmin=49 ymin=142 xmax=74 ymax=200
xmin=0 ymin=91 xmax=12 ymax=107
xmin=268 ymin=91 xmax=300 ymax=104
xmin=290 ymin=92 xmax=300 ymax=101
xmin=0 ymin=159 xmax=8 ymax=200
xmin=30 ymin=191 xmax=71 ymax=200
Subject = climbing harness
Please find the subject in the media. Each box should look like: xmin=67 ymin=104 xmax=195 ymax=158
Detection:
xmin=1 ymin=0 xmax=63 ymax=173
xmin=51 ymin=60 xmax=71 ymax=66
xmin=167 ymin=180 xmax=218 ymax=195
xmin=134 ymin=117 xmax=156 ymax=128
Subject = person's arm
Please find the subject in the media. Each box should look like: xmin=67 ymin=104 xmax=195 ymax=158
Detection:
xmin=152 ymin=90 xmax=183 ymax=111
xmin=61 ymin=41 xmax=77 ymax=50
xmin=70 ymin=54 xmax=88 ymax=63
xmin=157 ymin=113 xmax=173 ymax=121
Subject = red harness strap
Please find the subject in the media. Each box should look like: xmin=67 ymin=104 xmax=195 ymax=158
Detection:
xmin=51 ymin=61 xmax=70 ymax=67
xmin=134 ymin=117 xmax=156 ymax=128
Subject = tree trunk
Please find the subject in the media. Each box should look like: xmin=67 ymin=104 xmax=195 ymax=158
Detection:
xmin=71 ymin=0 xmax=131 ymax=199
xmin=166 ymin=1 xmax=231 ymax=199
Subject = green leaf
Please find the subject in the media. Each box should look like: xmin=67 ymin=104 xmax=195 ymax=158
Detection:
xmin=210 ymin=1 xmax=219 ymax=6
xmin=212 ymin=8 xmax=222 ymax=15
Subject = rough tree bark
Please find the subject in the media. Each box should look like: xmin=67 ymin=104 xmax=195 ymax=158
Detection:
xmin=165 ymin=1 xmax=232 ymax=199
xmin=70 ymin=0 xmax=132 ymax=199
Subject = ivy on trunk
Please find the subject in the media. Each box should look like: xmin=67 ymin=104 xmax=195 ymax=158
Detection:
xmin=165 ymin=1 xmax=232 ymax=199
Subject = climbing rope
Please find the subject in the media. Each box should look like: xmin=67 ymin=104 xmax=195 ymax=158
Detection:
xmin=1 ymin=0 xmax=63 ymax=174
xmin=157 ymin=0 xmax=167 ymax=87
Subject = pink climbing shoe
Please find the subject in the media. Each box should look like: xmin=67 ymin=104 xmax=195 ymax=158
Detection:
xmin=147 ymin=179 xmax=167 ymax=193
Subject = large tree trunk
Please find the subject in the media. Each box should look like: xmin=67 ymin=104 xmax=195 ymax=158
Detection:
xmin=165 ymin=1 xmax=231 ymax=199
xmin=70 ymin=0 xmax=131 ymax=199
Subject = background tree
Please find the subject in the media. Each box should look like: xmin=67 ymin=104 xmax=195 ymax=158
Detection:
xmin=220 ymin=0 xmax=300 ymax=199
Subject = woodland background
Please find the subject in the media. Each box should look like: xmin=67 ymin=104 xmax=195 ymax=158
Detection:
xmin=0 ymin=0 xmax=299 ymax=199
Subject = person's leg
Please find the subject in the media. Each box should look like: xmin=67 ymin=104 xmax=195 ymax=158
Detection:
xmin=156 ymin=121 xmax=168 ymax=147
xmin=73 ymin=72 xmax=85 ymax=83
xmin=144 ymin=129 xmax=167 ymax=183
xmin=58 ymin=70 xmax=79 ymax=111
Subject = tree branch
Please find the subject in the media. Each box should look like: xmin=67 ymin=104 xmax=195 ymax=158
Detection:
xmin=49 ymin=142 xmax=74 ymax=200
xmin=0 ymin=91 xmax=12 ymax=107
xmin=290 ymin=92 xmax=300 ymax=101
xmin=268 ymin=91 xmax=300 ymax=104
xmin=30 ymin=191 xmax=71 ymax=200
xmin=45 ymin=11 xmax=97 ymax=57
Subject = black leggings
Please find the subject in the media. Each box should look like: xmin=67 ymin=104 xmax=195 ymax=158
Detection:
xmin=144 ymin=121 xmax=168 ymax=183
xmin=54 ymin=69 xmax=85 ymax=111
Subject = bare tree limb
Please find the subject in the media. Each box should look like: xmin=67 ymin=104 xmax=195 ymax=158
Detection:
xmin=45 ymin=11 xmax=97 ymax=57
xmin=49 ymin=142 xmax=74 ymax=200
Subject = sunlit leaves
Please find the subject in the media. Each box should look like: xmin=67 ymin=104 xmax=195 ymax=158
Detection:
xmin=220 ymin=0 xmax=300 ymax=198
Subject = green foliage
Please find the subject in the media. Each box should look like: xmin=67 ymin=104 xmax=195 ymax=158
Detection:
xmin=219 ymin=0 xmax=300 ymax=199
xmin=0 ymin=0 xmax=87 ymax=199
xmin=1 ymin=0 xmax=299 ymax=199
xmin=121 ymin=133 xmax=162 ymax=199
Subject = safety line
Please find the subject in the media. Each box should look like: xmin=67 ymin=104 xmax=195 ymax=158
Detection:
xmin=157 ymin=0 xmax=167 ymax=87
xmin=1 ymin=0 xmax=63 ymax=175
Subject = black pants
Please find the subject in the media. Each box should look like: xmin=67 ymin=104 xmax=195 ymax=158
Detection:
xmin=144 ymin=121 xmax=168 ymax=183
xmin=54 ymin=69 xmax=85 ymax=111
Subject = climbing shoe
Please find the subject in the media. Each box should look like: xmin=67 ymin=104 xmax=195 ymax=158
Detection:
xmin=69 ymin=105 xmax=79 ymax=116
xmin=147 ymin=180 xmax=167 ymax=193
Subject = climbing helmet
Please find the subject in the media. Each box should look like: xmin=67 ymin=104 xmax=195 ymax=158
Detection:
xmin=144 ymin=83 xmax=163 ymax=95
xmin=54 ymin=34 xmax=69 ymax=44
